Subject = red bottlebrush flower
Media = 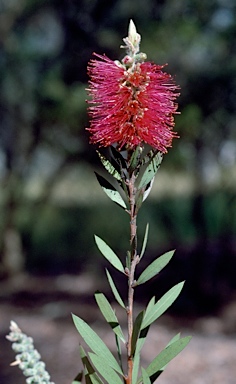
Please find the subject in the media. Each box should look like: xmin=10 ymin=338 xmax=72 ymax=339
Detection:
xmin=87 ymin=53 xmax=180 ymax=153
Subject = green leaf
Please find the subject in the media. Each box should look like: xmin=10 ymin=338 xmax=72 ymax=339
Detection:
xmin=141 ymin=368 xmax=151 ymax=384
xmin=132 ymin=352 xmax=140 ymax=384
xmin=137 ymin=250 xmax=174 ymax=286
xmin=142 ymin=282 xmax=185 ymax=329
xmin=132 ymin=324 xmax=150 ymax=384
xmin=72 ymin=314 xmax=123 ymax=375
xmin=131 ymin=311 xmax=145 ymax=356
xmin=95 ymin=172 xmax=127 ymax=208
xmin=89 ymin=353 xmax=124 ymax=384
xmin=144 ymin=336 xmax=191 ymax=382
xmin=95 ymin=292 xmax=125 ymax=343
xmin=140 ymin=223 xmax=149 ymax=259
xmin=129 ymin=145 xmax=141 ymax=172
xmin=90 ymin=376 xmax=104 ymax=384
xmin=105 ymin=269 xmax=125 ymax=308
xmin=95 ymin=236 xmax=124 ymax=273
xmin=145 ymin=296 xmax=155 ymax=318
xmin=138 ymin=152 xmax=162 ymax=190
xmin=115 ymin=334 xmax=123 ymax=373
xmin=110 ymin=146 xmax=127 ymax=169
xmin=97 ymin=151 xmax=122 ymax=181
xmin=142 ymin=179 xmax=154 ymax=202
xmin=79 ymin=345 xmax=104 ymax=384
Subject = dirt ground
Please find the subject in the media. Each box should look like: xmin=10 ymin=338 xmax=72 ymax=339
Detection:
xmin=1 ymin=273 xmax=236 ymax=384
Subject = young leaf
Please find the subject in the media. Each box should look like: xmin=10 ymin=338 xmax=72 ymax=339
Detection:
xmin=137 ymin=250 xmax=174 ymax=286
xmin=140 ymin=223 xmax=149 ymax=259
xmin=138 ymin=152 xmax=162 ymax=189
xmin=95 ymin=292 xmax=125 ymax=343
xmin=97 ymin=151 xmax=122 ymax=181
xmin=106 ymin=269 xmax=125 ymax=308
xmin=72 ymin=314 xmax=123 ymax=375
xmin=144 ymin=336 xmax=192 ymax=382
xmin=142 ymin=282 xmax=185 ymax=329
xmin=95 ymin=172 xmax=127 ymax=209
xmin=95 ymin=236 xmax=124 ymax=273
xmin=141 ymin=368 xmax=151 ymax=384
xmin=131 ymin=311 xmax=145 ymax=356
xmin=89 ymin=353 xmax=124 ymax=384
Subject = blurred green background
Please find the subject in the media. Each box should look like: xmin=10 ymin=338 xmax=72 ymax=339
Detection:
xmin=0 ymin=0 xmax=236 ymax=315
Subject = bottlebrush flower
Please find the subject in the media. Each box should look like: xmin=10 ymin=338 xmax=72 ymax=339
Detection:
xmin=86 ymin=25 xmax=180 ymax=153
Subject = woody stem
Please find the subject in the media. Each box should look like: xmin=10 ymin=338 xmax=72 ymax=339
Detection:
xmin=126 ymin=172 xmax=138 ymax=384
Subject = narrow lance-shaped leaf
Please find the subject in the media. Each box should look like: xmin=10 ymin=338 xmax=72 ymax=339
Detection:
xmin=97 ymin=151 xmax=122 ymax=181
xmin=106 ymin=269 xmax=125 ymax=308
xmin=140 ymin=223 xmax=149 ymax=259
xmin=137 ymin=250 xmax=174 ymax=286
xmin=129 ymin=145 xmax=141 ymax=172
xmin=142 ymin=179 xmax=154 ymax=202
xmin=147 ymin=333 xmax=182 ymax=381
xmin=131 ymin=311 xmax=145 ymax=356
xmin=138 ymin=152 xmax=163 ymax=190
xmin=115 ymin=334 xmax=123 ymax=374
xmin=95 ymin=236 xmax=124 ymax=273
xmin=142 ymin=282 xmax=185 ymax=329
xmin=95 ymin=292 xmax=125 ymax=343
xmin=132 ymin=324 xmax=150 ymax=384
xmin=79 ymin=345 xmax=104 ymax=384
xmin=72 ymin=314 xmax=123 ymax=375
xmin=95 ymin=172 xmax=127 ymax=209
xmin=89 ymin=353 xmax=124 ymax=384
xmin=141 ymin=368 xmax=151 ymax=384
xmin=143 ymin=336 xmax=192 ymax=383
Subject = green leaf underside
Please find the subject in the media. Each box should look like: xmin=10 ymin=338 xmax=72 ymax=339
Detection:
xmin=72 ymin=314 xmax=123 ymax=375
xmin=142 ymin=336 xmax=192 ymax=382
xmin=95 ymin=292 xmax=125 ymax=343
xmin=89 ymin=353 xmax=124 ymax=384
xmin=105 ymin=269 xmax=125 ymax=308
xmin=138 ymin=152 xmax=163 ymax=189
xmin=79 ymin=345 xmax=104 ymax=384
xmin=137 ymin=250 xmax=175 ymax=285
xmin=141 ymin=368 xmax=151 ymax=384
xmin=97 ymin=151 xmax=122 ymax=181
xmin=95 ymin=236 xmax=124 ymax=273
xmin=103 ymin=188 xmax=127 ymax=208
xmin=131 ymin=311 xmax=145 ymax=356
xmin=142 ymin=282 xmax=185 ymax=329
xmin=95 ymin=172 xmax=127 ymax=208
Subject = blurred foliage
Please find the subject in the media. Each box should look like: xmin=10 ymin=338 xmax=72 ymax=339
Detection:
xmin=0 ymin=0 xmax=236 ymax=303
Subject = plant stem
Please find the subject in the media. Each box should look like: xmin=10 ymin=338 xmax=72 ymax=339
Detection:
xmin=126 ymin=171 xmax=139 ymax=384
